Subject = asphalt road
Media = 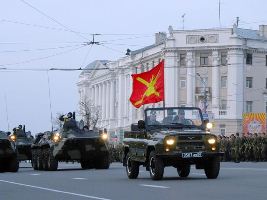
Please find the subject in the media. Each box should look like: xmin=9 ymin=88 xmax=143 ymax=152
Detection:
xmin=0 ymin=162 xmax=267 ymax=200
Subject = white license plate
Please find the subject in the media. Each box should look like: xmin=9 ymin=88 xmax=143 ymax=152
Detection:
xmin=182 ymin=152 xmax=202 ymax=158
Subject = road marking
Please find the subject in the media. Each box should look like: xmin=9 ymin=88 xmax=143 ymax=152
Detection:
xmin=30 ymin=173 xmax=41 ymax=176
xmin=222 ymin=167 xmax=267 ymax=171
xmin=0 ymin=180 xmax=111 ymax=200
xmin=191 ymin=173 xmax=205 ymax=176
xmin=140 ymin=184 xmax=169 ymax=189
xmin=72 ymin=178 xmax=87 ymax=180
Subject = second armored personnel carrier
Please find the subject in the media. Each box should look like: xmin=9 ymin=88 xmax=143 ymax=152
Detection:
xmin=0 ymin=131 xmax=19 ymax=172
xmin=31 ymin=121 xmax=110 ymax=171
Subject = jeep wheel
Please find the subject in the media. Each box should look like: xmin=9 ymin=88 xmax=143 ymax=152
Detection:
xmin=47 ymin=150 xmax=58 ymax=171
xmin=95 ymin=154 xmax=110 ymax=169
xmin=177 ymin=164 xmax=190 ymax=178
xmin=126 ymin=154 xmax=139 ymax=179
xmin=8 ymin=156 xmax=19 ymax=172
xmin=204 ymin=157 xmax=220 ymax=179
xmin=149 ymin=151 xmax=164 ymax=180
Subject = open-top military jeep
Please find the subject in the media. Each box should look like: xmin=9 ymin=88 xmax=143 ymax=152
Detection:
xmin=123 ymin=107 xmax=223 ymax=180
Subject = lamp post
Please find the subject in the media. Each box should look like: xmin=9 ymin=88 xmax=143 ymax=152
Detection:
xmin=196 ymin=73 xmax=208 ymax=114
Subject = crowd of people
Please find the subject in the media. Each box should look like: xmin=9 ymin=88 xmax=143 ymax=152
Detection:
xmin=218 ymin=132 xmax=267 ymax=162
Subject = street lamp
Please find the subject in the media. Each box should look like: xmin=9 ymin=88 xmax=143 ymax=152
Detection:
xmin=196 ymin=73 xmax=208 ymax=114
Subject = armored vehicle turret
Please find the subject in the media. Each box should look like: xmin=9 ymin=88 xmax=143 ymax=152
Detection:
xmin=0 ymin=131 xmax=19 ymax=172
xmin=123 ymin=107 xmax=223 ymax=180
xmin=11 ymin=125 xmax=33 ymax=161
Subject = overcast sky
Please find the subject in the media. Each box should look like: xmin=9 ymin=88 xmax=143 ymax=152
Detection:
xmin=0 ymin=0 xmax=267 ymax=134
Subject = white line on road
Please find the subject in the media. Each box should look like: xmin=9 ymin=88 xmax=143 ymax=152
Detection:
xmin=72 ymin=178 xmax=87 ymax=180
xmin=191 ymin=173 xmax=205 ymax=176
xmin=30 ymin=174 xmax=41 ymax=176
xmin=0 ymin=180 xmax=111 ymax=200
xmin=222 ymin=167 xmax=267 ymax=171
xmin=140 ymin=184 xmax=169 ymax=189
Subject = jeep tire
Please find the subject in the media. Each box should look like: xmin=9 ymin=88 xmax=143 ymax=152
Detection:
xmin=204 ymin=157 xmax=220 ymax=179
xmin=126 ymin=154 xmax=139 ymax=179
xmin=177 ymin=164 xmax=190 ymax=178
xmin=149 ymin=151 xmax=164 ymax=180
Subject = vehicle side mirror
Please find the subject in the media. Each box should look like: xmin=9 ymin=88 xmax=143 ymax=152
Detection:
xmin=138 ymin=120 xmax=145 ymax=129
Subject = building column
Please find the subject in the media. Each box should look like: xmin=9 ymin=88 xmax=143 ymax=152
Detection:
xmin=164 ymin=51 xmax=179 ymax=107
xmin=110 ymin=80 xmax=115 ymax=119
xmin=227 ymin=49 xmax=244 ymax=119
xmin=101 ymin=83 xmax=105 ymax=120
xmin=118 ymin=70 xmax=125 ymax=127
xmin=106 ymin=81 xmax=110 ymax=121
xmin=212 ymin=50 xmax=220 ymax=118
xmin=186 ymin=51 xmax=195 ymax=106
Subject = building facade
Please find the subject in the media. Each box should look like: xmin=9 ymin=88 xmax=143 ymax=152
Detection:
xmin=77 ymin=25 xmax=267 ymax=137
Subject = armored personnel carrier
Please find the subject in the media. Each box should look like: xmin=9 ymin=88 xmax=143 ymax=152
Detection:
xmin=123 ymin=107 xmax=223 ymax=180
xmin=32 ymin=117 xmax=110 ymax=171
xmin=12 ymin=126 xmax=33 ymax=161
xmin=0 ymin=131 xmax=19 ymax=172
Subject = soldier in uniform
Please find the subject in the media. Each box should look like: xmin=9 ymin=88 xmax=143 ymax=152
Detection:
xmin=261 ymin=132 xmax=267 ymax=161
xmin=234 ymin=132 xmax=241 ymax=163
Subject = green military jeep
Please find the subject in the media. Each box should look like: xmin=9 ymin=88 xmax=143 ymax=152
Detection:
xmin=123 ymin=107 xmax=223 ymax=180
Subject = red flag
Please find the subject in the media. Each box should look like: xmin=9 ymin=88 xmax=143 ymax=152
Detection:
xmin=129 ymin=60 xmax=164 ymax=108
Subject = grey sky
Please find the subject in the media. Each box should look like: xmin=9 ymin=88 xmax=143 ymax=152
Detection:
xmin=0 ymin=0 xmax=266 ymax=134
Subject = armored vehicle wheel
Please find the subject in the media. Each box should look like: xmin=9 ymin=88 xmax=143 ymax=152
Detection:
xmin=81 ymin=160 xmax=93 ymax=169
xmin=149 ymin=151 xmax=164 ymax=180
xmin=177 ymin=165 xmax=190 ymax=178
xmin=8 ymin=156 xmax=19 ymax=172
xmin=204 ymin=157 xmax=220 ymax=179
xmin=42 ymin=149 xmax=49 ymax=170
xmin=47 ymin=150 xmax=58 ymax=171
xmin=95 ymin=155 xmax=110 ymax=169
xmin=36 ymin=150 xmax=43 ymax=170
xmin=126 ymin=154 xmax=139 ymax=179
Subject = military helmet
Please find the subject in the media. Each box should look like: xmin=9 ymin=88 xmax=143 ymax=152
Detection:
xmin=67 ymin=112 xmax=72 ymax=118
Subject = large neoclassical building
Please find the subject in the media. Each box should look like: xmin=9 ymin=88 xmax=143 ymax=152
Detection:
xmin=77 ymin=24 xmax=267 ymax=138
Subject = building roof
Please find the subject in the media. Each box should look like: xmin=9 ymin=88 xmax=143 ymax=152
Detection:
xmin=131 ymin=42 xmax=164 ymax=55
xmin=80 ymin=60 xmax=109 ymax=75
xmin=235 ymin=28 xmax=265 ymax=40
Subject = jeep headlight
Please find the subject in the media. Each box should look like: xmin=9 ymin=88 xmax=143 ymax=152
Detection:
xmin=165 ymin=136 xmax=176 ymax=146
xmin=101 ymin=133 xmax=108 ymax=141
xmin=9 ymin=134 xmax=16 ymax=142
xmin=52 ymin=133 xmax=61 ymax=143
xmin=206 ymin=122 xmax=213 ymax=129
xmin=208 ymin=138 xmax=216 ymax=145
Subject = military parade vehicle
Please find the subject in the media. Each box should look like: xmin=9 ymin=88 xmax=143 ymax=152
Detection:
xmin=11 ymin=125 xmax=33 ymax=161
xmin=0 ymin=131 xmax=19 ymax=172
xmin=123 ymin=107 xmax=223 ymax=180
xmin=31 ymin=113 xmax=110 ymax=171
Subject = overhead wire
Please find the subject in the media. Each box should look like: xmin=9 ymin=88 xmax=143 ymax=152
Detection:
xmin=19 ymin=0 xmax=89 ymax=41
xmin=0 ymin=44 xmax=86 ymax=67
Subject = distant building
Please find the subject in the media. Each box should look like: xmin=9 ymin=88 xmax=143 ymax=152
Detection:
xmin=77 ymin=25 xmax=267 ymax=137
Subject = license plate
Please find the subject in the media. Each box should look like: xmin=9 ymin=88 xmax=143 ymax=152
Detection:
xmin=182 ymin=152 xmax=202 ymax=158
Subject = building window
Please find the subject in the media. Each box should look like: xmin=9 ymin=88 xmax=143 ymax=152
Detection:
xmin=266 ymin=101 xmax=267 ymax=113
xmin=266 ymin=78 xmax=267 ymax=89
xmin=200 ymin=56 xmax=209 ymax=66
xmin=266 ymin=55 xmax=267 ymax=66
xmin=221 ymin=76 xmax=227 ymax=88
xmin=180 ymin=79 xmax=186 ymax=88
xmin=180 ymin=54 xmax=186 ymax=66
xmin=219 ymin=100 xmax=227 ymax=110
xmin=246 ymin=53 xmax=252 ymax=65
xmin=221 ymin=53 xmax=227 ymax=65
xmin=246 ymin=101 xmax=253 ymax=113
xmin=246 ymin=77 xmax=253 ymax=88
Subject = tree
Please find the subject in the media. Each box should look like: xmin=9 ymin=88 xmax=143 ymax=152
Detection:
xmin=52 ymin=112 xmax=64 ymax=130
xmin=79 ymin=96 xmax=101 ymax=130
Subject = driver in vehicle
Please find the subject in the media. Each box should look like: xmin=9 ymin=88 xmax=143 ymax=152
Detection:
xmin=173 ymin=109 xmax=193 ymax=125
xmin=148 ymin=111 xmax=160 ymax=125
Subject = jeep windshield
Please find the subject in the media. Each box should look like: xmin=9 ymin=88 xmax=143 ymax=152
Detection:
xmin=145 ymin=107 xmax=204 ymax=130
